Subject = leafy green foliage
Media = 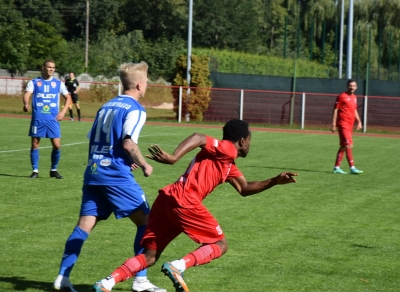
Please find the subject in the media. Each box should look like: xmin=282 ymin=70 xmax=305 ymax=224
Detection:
xmin=258 ymin=0 xmax=288 ymax=55
xmin=121 ymin=0 xmax=187 ymax=40
xmin=193 ymin=0 xmax=263 ymax=53
xmin=87 ymin=31 xmax=185 ymax=80
xmin=174 ymin=54 xmax=212 ymax=121
xmin=0 ymin=2 xmax=30 ymax=73
xmin=135 ymin=37 xmax=186 ymax=81
xmin=88 ymin=31 xmax=139 ymax=78
xmin=57 ymin=39 xmax=87 ymax=75
xmin=14 ymin=0 xmax=65 ymax=34
xmin=26 ymin=19 xmax=68 ymax=70
xmin=2 ymin=0 xmax=400 ymax=80
xmin=196 ymin=48 xmax=338 ymax=77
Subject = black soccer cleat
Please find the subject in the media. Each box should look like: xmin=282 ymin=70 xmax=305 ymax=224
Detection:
xmin=50 ymin=170 xmax=64 ymax=179
xmin=29 ymin=172 xmax=39 ymax=178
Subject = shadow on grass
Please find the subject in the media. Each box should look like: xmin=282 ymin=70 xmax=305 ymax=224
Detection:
xmin=0 ymin=276 xmax=93 ymax=291
xmin=0 ymin=173 xmax=32 ymax=178
xmin=352 ymin=244 xmax=376 ymax=249
xmin=247 ymin=165 xmax=333 ymax=174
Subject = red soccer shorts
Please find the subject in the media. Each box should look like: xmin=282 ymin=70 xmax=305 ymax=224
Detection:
xmin=338 ymin=126 xmax=353 ymax=146
xmin=141 ymin=191 xmax=225 ymax=252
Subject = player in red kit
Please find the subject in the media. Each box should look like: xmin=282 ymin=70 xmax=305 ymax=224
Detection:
xmin=92 ymin=119 xmax=298 ymax=292
xmin=331 ymin=79 xmax=363 ymax=174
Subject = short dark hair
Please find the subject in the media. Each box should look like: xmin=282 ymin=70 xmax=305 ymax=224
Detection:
xmin=42 ymin=59 xmax=55 ymax=67
xmin=222 ymin=119 xmax=250 ymax=142
xmin=347 ymin=79 xmax=356 ymax=85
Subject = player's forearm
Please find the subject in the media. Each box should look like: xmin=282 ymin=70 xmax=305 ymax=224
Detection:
xmin=22 ymin=92 xmax=30 ymax=106
xmin=239 ymin=178 xmax=278 ymax=197
xmin=355 ymin=110 xmax=361 ymax=123
xmin=332 ymin=109 xmax=338 ymax=126
xmin=123 ymin=139 xmax=148 ymax=168
xmin=63 ymin=94 xmax=72 ymax=110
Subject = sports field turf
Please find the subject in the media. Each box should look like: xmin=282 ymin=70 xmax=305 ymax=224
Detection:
xmin=0 ymin=116 xmax=399 ymax=291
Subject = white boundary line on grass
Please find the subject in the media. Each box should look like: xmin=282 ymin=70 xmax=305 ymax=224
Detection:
xmin=0 ymin=142 xmax=87 ymax=154
xmin=0 ymin=133 xmax=183 ymax=154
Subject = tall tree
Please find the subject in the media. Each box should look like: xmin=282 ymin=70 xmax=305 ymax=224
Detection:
xmin=302 ymin=0 xmax=336 ymax=37
xmin=53 ymin=0 xmax=126 ymax=40
xmin=354 ymin=0 xmax=400 ymax=72
xmin=258 ymin=0 xmax=288 ymax=54
xmin=14 ymin=0 xmax=65 ymax=34
xmin=121 ymin=0 xmax=187 ymax=40
xmin=26 ymin=19 xmax=68 ymax=70
xmin=0 ymin=0 xmax=30 ymax=73
xmin=192 ymin=0 xmax=263 ymax=52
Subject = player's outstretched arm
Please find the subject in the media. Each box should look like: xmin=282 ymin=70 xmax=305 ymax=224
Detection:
xmin=146 ymin=132 xmax=206 ymax=165
xmin=229 ymin=172 xmax=298 ymax=197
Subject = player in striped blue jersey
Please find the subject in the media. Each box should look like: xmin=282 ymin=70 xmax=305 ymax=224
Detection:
xmin=22 ymin=60 xmax=72 ymax=179
xmin=53 ymin=62 xmax=166 ymax=292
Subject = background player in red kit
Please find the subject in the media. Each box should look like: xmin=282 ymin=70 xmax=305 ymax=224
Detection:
xmin=331 ymin=79 xmax=363 ymax=175
xmin=92 ymin=119 xmax=298 ymax=292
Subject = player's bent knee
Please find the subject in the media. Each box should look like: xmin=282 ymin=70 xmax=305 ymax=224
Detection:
xmin=216 ymin=239 xmax=228 ymax=255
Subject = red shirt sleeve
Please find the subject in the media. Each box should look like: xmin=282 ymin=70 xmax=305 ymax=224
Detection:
xmin=335 ymin=93 xmax=343 ymax=109
xmin=226 ymin=163 xmax=243 ymax=180
xmin=203 ymin=136 xmax=236 ymax=161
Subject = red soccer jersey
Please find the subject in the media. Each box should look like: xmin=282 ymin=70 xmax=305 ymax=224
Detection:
xmin=335 ymin=92 xmax=358 ymax=128
xmin=161 ymin=135 xmax=243 ymax=208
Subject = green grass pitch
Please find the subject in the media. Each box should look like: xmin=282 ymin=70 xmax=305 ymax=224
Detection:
xmin=0 ymin=116 xmax=400 ymax=291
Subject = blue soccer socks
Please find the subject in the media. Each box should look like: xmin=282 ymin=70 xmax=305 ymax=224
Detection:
xmin=30 ymin=149 xmax=39 ymax=171
xmin=51 ymin=149 xmax=61 ymax=170
xmin=58 ymin=226 xmax=89 ymax=277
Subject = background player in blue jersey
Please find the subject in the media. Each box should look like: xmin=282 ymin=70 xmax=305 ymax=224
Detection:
xmin=53 ymin=62 xmax=166 ymax=292
xmin=22 ymin=59 xmax=72 ymax=179
xmin=65 ymin=71 xmax=81 ymax=121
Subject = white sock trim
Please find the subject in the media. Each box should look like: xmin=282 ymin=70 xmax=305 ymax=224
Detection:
xmin=171 ymin=259 xmax=186 ymax=272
